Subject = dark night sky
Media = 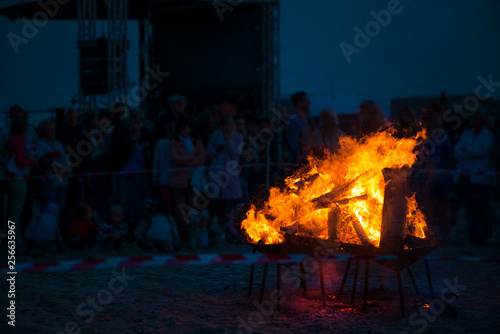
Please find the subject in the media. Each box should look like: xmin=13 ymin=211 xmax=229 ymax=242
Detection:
xmin=1 ymin=0 xmax=500 ymax=126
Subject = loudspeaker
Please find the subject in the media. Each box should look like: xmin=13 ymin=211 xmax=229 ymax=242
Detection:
xmin=78 ymin=38 xmax=108 ymax=95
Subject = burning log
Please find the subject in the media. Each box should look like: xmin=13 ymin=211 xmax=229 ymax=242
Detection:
xmin=404 ymin=235 xmax=432 ymax=249
xmin=294 ymin=173 xmax=320 ymax=193
xmin=280 ymin=222 xmax=319 ymax=240
xmin=351 ymin=217 xmax=375 ymax=248
xmin=333 ymin=194 xmax=368 ymax=205
xmin=265 ymin=214 xmax=277 ymax=221
xmin=311 ymin=169 xmax=374 ymax=206
xmin=327 ymin=206 xmax=340 ymax=240
xmin=314 ymin=194 xmax=368 ymax=209
xmin=379 ymin=167 xmax=409 ymax=253
xmin=280 ymin=222 xmax=299 ymax=239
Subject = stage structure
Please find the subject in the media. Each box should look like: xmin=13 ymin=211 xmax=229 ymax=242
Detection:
xmin=0 ymin=0 xmax=281 ymax=119
xmin=138 ymin=1 xmax=155 ymax=118
xmin=149 ymin=0 xmax=280 ymax=119
xmin=77 ymin=0 xmax=128 ymax=114
xmin=77 ymin=0 xmax=98 ymax=114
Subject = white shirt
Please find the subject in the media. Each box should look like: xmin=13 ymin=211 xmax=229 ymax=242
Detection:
xmin=454 ymin=128 xmax=494 ymax=185
xmin=145 ymin=213 xmax=178 ymax=243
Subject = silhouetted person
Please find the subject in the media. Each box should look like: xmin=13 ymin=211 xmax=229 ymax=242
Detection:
xmin=57 ymin=108 xmax=91 ymax=206
xmin=68 ymin=203 xmax=99 ymax=249
xmin=240 ymin=117 xmax=266 ymax=198
xmin=395 ymin=106 xmax=419 ymax=138
xmin=234 ymin=115 xmax=250 ymax=200
xmin=197 ymin=108 xmax=217 ymax=148
xmin=0 ymin=105 xmax=38 ymax=232
xmin=207 ymin=115 xmax=243 ymax=228
xmin=310 ymin=107 xmax=344 ymax=154
xmin=152 ymin=119 xmax=176 ymax=210
xmin=36 ymin=119 xmax=69 ymax=226
xmin=83 ymin=111 xmax=112 ymax=217
xmin=358 ymin=100 xmax=387 ymax=137
xmin=419 ymin=108 xmax=453 ymax=239
xmin=286 ymin=91 xmax=317 ymax=161
xmin=153 ymin=94 xmax=195 ymax=142
xmin=5 ymin=116 xmax=35 ymax=244
xmin=454 ymin=110 xmax=494 ymax=244
xmin=110 ymin=111 xmax=153 ymax=240
xmin=169 ymin=116 xmax=206 ymax=235
xmin=25 ymin=203 xmax=64 ymax=253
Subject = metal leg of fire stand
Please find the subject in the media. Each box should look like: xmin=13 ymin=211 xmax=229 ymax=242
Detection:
xmin=277 ymin=264 xmax=281 ymax=311
xmin=300 ymin=261 xmax=307 ymax=294
xmin=319 ymin=261 xmax=326 ymax=307
xmin=339 ymin=259 xmax=352 ymax=295
xmin=406 ymin=267 xmax=420 ymax=295
xmin=350 ymin=259 xmax=360 ymax=305
xmin=397 ymin=269 xmax=405 ymax=318
xmin=259 ymin=263 xmax=269 ymax=304
xmin=363 ymin=259 xmax=369 ymax=311
xmin=248 ymin=249 xmax=257 ymax=296
xmin=424 ymin=260 xmax=434 ymax=296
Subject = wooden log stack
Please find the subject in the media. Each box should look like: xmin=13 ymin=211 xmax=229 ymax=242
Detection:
xmin=379 ymin=166 xmax=409 ymax=253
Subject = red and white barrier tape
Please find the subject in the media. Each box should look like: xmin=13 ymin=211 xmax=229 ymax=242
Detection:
xmin=2 ymin=253 xmax=498 ymax=273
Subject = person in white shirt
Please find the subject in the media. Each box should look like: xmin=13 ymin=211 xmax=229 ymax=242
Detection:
xmin=206 ymin=115 xmax=243 ymax=228
xmin=454 ymin=110 xmax=494 ymax=244
xmin=152 ymin=120 xmax=176 ymax=209
xmin=134 ymin=199 xmax=180 ymax=252
xmin=25 ymin=202 xmax=64 ymax=252
xmin=187 ymin=208 xmax=210 ymax=249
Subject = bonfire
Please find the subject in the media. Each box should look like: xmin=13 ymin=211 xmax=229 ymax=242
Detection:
xmin=241 ymin=129 xmax=429 ymax=249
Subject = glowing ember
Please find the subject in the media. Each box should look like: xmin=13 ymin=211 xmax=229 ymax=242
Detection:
xmin=241 ymin=129 xmax=428 ymax=245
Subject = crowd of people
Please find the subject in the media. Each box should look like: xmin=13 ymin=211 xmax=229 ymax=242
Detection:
xmin=0 ymin=91 xmax=498 ymax=254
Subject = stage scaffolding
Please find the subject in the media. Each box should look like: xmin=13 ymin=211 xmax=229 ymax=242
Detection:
xmin=107 ymin=0 xmax=128 ymax=106
xmin=77 ymin=0 xmax=97 ymax=114
xmin=2 ymin=0 xmax=280 ymax=122
xmin=77 ymin=0 xmax=128 ymax=114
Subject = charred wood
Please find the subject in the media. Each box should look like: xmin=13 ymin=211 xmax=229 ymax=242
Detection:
xmin=314 ymin=194 xmax=369 ymax=209
xmin=311 ymin=169 xmax=374 ymax=205
xmin=351 ymin=217 xmax=375 ymax=248
xmin=379 ymin=167 xmax=409 ymax=253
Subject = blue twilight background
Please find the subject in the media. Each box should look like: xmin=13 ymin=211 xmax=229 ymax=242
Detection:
xmin=1 ymin=0 xmax=499 ymax=126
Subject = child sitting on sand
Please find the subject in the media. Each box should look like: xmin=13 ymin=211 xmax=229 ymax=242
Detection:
xmin=99 ymin=205 xmax=126 ymax=251
xmin=187 ymin=208 xmax=210 ymax=249
xmin=68 ymin=203 xmax=100 ymax=249
xmin=25 ymin=202 xmax=64 ymax=253
xmin=135 ymin=199 xmax=181 ymax=252
xmin=134 ymin=199 xmax=156 ymax=249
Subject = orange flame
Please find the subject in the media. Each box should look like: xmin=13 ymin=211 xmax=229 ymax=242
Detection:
xmin=241 ymin=130 xmax=427 ymax=245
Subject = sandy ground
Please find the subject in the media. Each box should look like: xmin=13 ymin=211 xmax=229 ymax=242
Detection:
xmin=1 ymin=212 xmax=500 ymax=334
